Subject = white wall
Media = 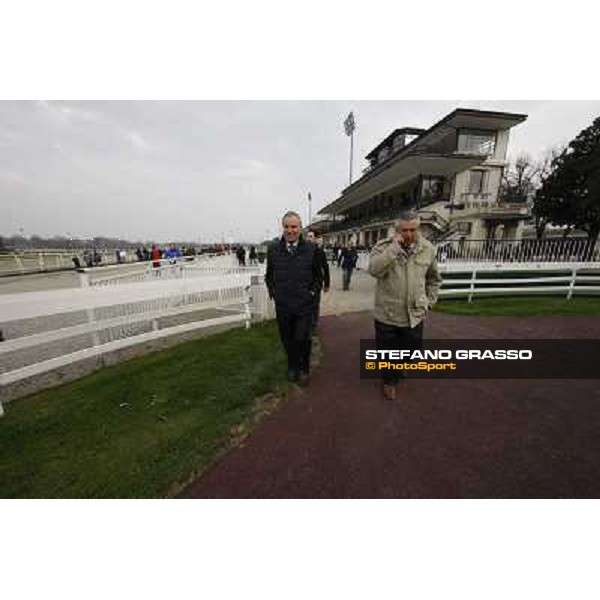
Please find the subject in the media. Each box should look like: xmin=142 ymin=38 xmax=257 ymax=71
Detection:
xmin=493 ymin=129 xmax=510 ymax=161
xmin=452 ymin=167 xmax=503 ymax=202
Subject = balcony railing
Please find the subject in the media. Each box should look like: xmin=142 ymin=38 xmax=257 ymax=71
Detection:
xmin=455 ymin=196 xmax=531 ymax=216
xmin=418 ymin=210 xmax=450 ymax=231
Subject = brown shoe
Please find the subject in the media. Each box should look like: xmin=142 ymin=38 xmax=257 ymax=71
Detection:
xmin=382 ymin=383 xmax=396 ymax=401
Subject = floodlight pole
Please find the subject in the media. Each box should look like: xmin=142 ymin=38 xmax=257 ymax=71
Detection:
xmin=344 ymin=112 xmax=356 ymax=186
xmin=349 ymin=131 xmax=354 ymax=186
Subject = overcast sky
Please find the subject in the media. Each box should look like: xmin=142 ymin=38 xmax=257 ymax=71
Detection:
xmin=2 ymin=100 xmax=600 ymax=243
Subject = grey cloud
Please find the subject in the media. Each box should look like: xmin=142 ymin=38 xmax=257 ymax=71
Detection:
xmin=2 ymin=100 xmax=600 ymax=243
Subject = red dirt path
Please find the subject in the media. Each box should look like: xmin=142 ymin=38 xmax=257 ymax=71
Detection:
xmin=178 ymin=311 xmax=600 ymax=498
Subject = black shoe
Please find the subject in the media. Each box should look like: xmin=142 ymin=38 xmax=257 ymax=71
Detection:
xmin=298 ymin=371 xmax=310 ymax=387
xmin=287 ymin=370 xmax=299 ymax=383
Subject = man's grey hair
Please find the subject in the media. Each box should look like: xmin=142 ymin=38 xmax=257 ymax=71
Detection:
xmin=282 ymin=211 xmax=302 ymax=223
xmin=397 ymin=210 xmax=420 ymax=224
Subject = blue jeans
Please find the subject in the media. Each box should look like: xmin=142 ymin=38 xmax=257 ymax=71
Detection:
xmin=342 ymin=268 xmax=354 ymax=290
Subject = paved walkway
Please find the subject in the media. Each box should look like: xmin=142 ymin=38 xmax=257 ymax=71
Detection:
xmin=179 ymin=300 xmax=600 ymax=498
xmin=320 ymin=265 xmax=375 ymax=316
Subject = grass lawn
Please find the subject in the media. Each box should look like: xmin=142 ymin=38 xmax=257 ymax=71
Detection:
xmin=0 ymin=322 xmax=290 ymax=498
xmin=434 ymin=295 xmax=600 ymax=316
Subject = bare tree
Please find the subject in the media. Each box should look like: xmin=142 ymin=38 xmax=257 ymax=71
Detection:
xmin=500 ymin=153 xmax=539 ymax=204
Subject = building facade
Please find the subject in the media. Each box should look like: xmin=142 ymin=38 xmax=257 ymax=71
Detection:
xmin=314 ymin=108 xmax=529 ymax=246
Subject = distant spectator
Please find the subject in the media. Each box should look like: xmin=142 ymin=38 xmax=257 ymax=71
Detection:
xmin=331 ymin=244 xmax=340 ymax=266
xmin=341 ymin=244 xmax=358 ymax=291
xmin=83 ymin=249 xmax=93 ymax=268
xmin=306 ymin=230 xmax=330 ymax=332
xmin=236 ymin=245 xmax=246 ymax=266
xmin=249 ymin=245 xmax=258 ymax=265
xmin=165 ymin=245 xmax=181 ymax=264
xmin=92 ymin=248 xmax=101 ymax=266
xmin=151 ymin=244 xmax=161 ymax=269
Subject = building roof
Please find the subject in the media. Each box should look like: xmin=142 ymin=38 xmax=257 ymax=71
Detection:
xmin=365 ymin=127 xmax=426 ymax=160
xmin=318 ymin=108 xmax=528 ymax=216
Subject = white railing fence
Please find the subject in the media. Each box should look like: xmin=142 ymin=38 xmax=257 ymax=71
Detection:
xmin=3 ymin=255 xmax=598 ymax=403
xmin=88 ymin=260 xmax=263 ymax=288
xmin=0 ymin=251 xmax=80 ymax=275
xmin=0 ymin=261 xmax=273 ymax=401
xmin=439 ymin=266 xmax=600 ymax=302
xmin=0 ymin=249 xmax=138 ymax=275
xmin=0 ymin=250 xmax=233 ymax=276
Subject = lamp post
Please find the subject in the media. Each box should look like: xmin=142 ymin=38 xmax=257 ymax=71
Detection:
xmin=344 ymin=112 xmax=356 ymax=186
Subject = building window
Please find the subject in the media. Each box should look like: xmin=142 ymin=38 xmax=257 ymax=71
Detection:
xmin=378 ymin=146 xmax=390 ymax=162
xmin=421 ymin=176 xmax=445 ymax=202
xmin=457 ymin=129 xmax=496 ymax=156
xmin=468 ymin=170 xmax=487 ymax=194
xmin=404 ymin=134 xmax=418 ymax=146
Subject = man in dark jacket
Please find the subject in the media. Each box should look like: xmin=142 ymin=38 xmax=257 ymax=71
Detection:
xmin=306 ymin=229 xmax=330 ymax=333
xmin=341 ymin=244 xmax=358 ymax=290
xmin=265 ymin=212 xmax=323 ymax=386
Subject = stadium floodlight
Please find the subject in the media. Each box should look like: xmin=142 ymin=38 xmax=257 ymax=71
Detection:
xmin=343 ymin=112 xmax=356 ymax=185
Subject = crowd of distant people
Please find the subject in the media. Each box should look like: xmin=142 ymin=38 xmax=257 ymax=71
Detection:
xmin=71 ymin=240 xmax=372 ymax=277
xmin=72 ymin=243 xmax=264 ymax=271
xmin=234 ymin=245 xmax=259 ymax=266
xmin=72 ymin=248 xmax=103 ymax=269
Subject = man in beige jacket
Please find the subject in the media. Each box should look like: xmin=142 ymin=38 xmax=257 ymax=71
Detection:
xmin=368 ymin=211 xmax=443 ymax=401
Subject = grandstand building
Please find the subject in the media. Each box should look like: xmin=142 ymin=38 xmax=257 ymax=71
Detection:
xmin=314 ymin=108 xmax=529 ymax=246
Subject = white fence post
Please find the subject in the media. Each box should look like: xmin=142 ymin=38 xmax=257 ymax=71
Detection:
xmin=244 ymin=299 xmax=252 ymax=329
xmin=468 ymin=270 xmax=477 ymax=303
xmin=249 ymin=274 xmax=271 ymax=322
xmin=567 ymin=268 xmax=577 ymax=300
xmin=14 ymin=254 xmax=24 ymax=274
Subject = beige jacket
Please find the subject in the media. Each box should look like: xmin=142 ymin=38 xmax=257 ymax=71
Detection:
xmin=368 ymin=236 xmax=443 ymax=328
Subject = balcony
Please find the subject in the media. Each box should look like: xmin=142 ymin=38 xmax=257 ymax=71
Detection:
xmin=453 ymin=195 xmax=531 ymax=220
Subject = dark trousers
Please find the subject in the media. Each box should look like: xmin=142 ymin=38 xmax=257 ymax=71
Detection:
xmin=374 ymin=319 xmax=424 ymax=386
xmin=276 ymin=310 xmax=313 ymax=375
xmin=342 ymin=267 xmax=354 ymax=290
xmin=312 ymin=291 xmax=322 ymax=332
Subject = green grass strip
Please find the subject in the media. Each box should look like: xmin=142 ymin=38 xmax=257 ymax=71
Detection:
xmin=0 ymin=322 xmax=288 ymax=498
xmin=434 ymin=296 xmax=600 ymax=316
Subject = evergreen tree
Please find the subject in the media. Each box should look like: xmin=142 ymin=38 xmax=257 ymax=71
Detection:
xmin=534 ymin=116 xmax=600 ymax=256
